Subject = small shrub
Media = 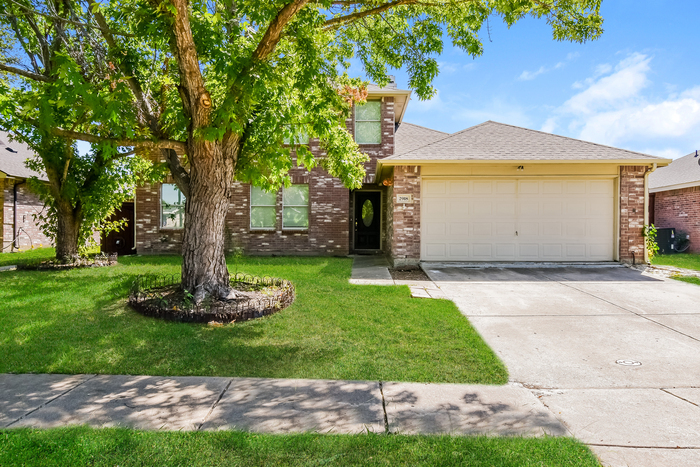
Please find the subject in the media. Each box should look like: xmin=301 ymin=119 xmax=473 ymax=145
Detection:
xmin=643 ymin=224 xmax=659 ymax=262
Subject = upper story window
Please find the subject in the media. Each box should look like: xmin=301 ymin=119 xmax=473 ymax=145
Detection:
xmin=161 ymin=183 xmax=186 ymax=229
xmin=355 ymin=101 xmax=381 ymax=144
xmin=282 ymin=185 xmax=309 ymax=229
xmin=250 ymin=186 xmax=277 ymax=230
xmin=283 ymin=128 xmax=309 ymax=145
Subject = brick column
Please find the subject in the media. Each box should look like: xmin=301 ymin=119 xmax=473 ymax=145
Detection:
xmin=619 ymin=166 xmax=647 ymax=263
xmin=390 ymin=165 xmax=421 ymax=267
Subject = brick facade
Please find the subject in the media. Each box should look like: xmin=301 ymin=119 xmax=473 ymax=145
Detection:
xmin=1 ymin=178 xmax=53 ymax=251
xmin=389 ymin=165 xmax=421 ymax=267
xmin=651 ymin=186 xmax=700 ymax=253
xmin=619 ymin=166 xmax=648 ymax=263
xmin=134 ymin=97 xmax=396 ymax=256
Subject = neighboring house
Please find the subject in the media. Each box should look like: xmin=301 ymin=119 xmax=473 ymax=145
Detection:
xmin=649 ymin=152 xmax=700 ymax=253
xmin=134 ymin=85 xmax=670 ymax=265
xmin=0 ymin=131 xmax=53 ymax=251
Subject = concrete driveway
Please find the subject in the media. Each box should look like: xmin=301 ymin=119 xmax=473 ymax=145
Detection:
xmin=424 ymin=264 xmax=700 ymax=467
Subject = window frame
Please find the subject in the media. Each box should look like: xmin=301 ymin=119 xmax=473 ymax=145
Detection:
xmin=250 ymin=186 xmax=278 ymax=231
xmin=160 ymin=183 xmax=186 ymax=230
xmin=282 ymin=184 xmax=310 ymax=230
xmin=354 ymin=100 xmax=382 ymax=145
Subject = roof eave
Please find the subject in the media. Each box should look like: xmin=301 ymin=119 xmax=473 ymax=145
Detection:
xmin=649 ymin=180 xmax=700 ymax=193
xmin=379 ymin=158 xmax=671 ymax=166
xmin=366 ymin=88 xmax=412 ymax=124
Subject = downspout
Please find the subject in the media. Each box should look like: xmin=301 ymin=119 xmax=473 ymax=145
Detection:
xmin=13 ymin=179 xmax=26 ymax=251
xmin=643 ymin=163 xmax=658 ymax=263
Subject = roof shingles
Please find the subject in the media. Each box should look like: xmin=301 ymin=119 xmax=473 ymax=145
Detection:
xmin=386 ymin=121 xmax=664 ymax=162
xmin=0 ymin=131 xmax=46 ymax=180
xmin=649 ymin=151 xmax=700 ymax=191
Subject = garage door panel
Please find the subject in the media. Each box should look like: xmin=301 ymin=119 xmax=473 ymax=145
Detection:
xmin=449 ymin=222 xmax=469 ymax=236
xmin=520 ymin=201 xmax=539 ymax=216
xmin=566 ymin=181 xmax=587 ymax=194
xmin=590 ymin=180 xmax=613 ymax=195
xmin=543 ymin=202 xmax=563 ymax=216
xmin=424 ymin=243 xmax=446 ymax=258
xmin=473 ymin=181 xmax=493 ymax=194
xmin=421 ymin=178 xmax=614 ymax=261
xmin=543 ymin=181 xmax=563 ymax=194
xmin=425 ymin=181 xmax=446 ymax=195
xmin=565 ymin=244 xmax=587 ymax=258
xmin=495 ymin=222 xmax=516 ymax=236
xmin=472 ymin=244 xmax=492 ymax=257
xmin=425 ymin=222 xmax=446 ymax=236
xmin=496 ymin=181 xmax=517 ymax=194
xmin=496 ymin=201 xmax=516 ymax=216
xmin=519 ymin=222 xmax=539 ymax=237
xmin=542 ymin=244 xmax=563 ymax=257
xmin=495 ymin=243 xmax=516 ymax=258
xmin=449 ymin=244 xmax=469 ymax=258
xmin=519 ymin=244 xmax=539 ymax=257
xmin=541 ymin=222 xmax=563 ymax=237
xmin=566 ymin=221 xmax=587 ymax=237
xmin=472 ymin=223 xmax=492 ymax=236
xmin=449 ymin=181 xmax=470 ymax=194
xmin=423 ymin=199 xmax=446 ymax=218
xmin=472 ymin=201 xmax=493 ymax=215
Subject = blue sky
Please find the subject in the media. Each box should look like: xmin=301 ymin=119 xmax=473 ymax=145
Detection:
xmin=368 ymin=0 xmax=700 ymax=160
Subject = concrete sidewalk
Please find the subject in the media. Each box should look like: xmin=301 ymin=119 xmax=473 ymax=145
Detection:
xmin=0 ymin=374 xmax=565 ymax=436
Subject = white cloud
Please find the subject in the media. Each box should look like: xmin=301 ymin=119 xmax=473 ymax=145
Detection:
xmin=519 ymin=66 xmax=548 ymax=81
xmin=518 ymin=53 xmax=577 ymax=81
xmin=544 ymin=53 xmax=700 ymax=157
xmin=563 ymin=53 xmax=651 ymax=114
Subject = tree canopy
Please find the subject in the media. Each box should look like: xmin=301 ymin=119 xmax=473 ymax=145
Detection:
xmin=0 ymin=0 xmax=604 ymax=297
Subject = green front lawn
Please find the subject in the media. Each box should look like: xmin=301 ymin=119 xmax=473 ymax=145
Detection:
xmin=0 ymin=247 xmax=56 ymax=267
xmin=0 ymin=254 xmax=507 ymax=384
xmin=0 ymin=428 xmax=600 ymax=467
xmin=652 ymin=254 xmax=700 ymax=286
xmin=653 ymin=253 xmax=700 ymax=271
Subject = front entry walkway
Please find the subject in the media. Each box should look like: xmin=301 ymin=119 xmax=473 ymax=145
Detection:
xmin=349 ymin=255 xmax=447 ymax=298
xmin=425 ymin=265 xmax=700 ymax=467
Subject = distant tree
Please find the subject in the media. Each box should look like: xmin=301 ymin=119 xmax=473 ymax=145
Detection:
xmin=0 ymin=0 xmax=603 ymax=299
xmin=0 ymin=0 xmax=159 ymax=258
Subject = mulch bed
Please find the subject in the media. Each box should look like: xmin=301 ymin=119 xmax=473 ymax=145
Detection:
xmin=129 ymin=277 xmax=295 ymax=324
xmin=18 ymin=253 xmax=119 ymax=271
xmin=389 ymin=267 xmax=431 ymax=281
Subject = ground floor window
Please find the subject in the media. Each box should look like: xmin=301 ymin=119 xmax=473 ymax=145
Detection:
xmin=283 ymin=185 xmax=309 ymax=229
xmin=161 ymin=183 xmax=185 ymax=229
xmin=251 ymin=186 xmax=277 ymax=229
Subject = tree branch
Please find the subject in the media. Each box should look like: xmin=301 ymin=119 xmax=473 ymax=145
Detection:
xmin=323 ymin=0 xmax=416 ymax=30
xmin=0 ymin=62 xmax=53 ymax=82
xmin=252 ymin=0 xmax=310 ymax=62
xmin=162 ymin=148 xmax=190 ymax=198
xmin=5 ymin=0 xmax=136 ymax=37
xmin=90 ymin=3 xmax=159 ymax=132
xmin=45 ymin=126 xmax=187 ymax=153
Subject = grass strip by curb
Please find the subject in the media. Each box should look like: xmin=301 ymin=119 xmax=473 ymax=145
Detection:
xmin=0 ymin=427 xmax=601 ymax=467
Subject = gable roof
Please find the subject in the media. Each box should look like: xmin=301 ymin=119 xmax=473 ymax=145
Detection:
xmin=395 ymin=122 xmax=450 ymax=156
xmin=0 ymin=131 xmax=47 ymax=181
xmin=649 ymin=151 xmax=700 ymax=192
xmin=382 ymin=121 xmax=668 ymax=164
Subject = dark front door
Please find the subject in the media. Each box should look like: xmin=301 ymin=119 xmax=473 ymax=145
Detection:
xmin=354 ymin=191 xmax=381 ymax=250
xmin=101 ymin=202 xmax=135 ymax=256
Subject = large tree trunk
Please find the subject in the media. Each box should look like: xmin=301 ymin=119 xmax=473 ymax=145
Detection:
xmin=181 ymin=139 xmax=236 ymax=302
xmin=55 ymin=201 xmax=81 ymax=260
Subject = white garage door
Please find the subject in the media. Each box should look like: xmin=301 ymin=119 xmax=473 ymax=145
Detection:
xmin=421 ymin=179 xmax=614 ymax=261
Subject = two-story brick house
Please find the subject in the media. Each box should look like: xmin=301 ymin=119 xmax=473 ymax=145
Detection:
xmin=134 ymin=84 xmax=670 ymax=266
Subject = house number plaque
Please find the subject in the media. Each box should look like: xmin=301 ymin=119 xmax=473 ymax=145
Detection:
xmin=396 ymin=194 xmax=413 ymax=203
